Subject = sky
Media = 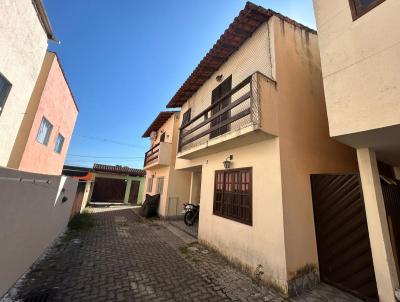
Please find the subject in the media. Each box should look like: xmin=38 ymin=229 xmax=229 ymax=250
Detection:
xmin=45 ymin=0 xmax=316 ymax=169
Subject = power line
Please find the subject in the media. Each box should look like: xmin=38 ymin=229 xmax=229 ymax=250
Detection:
xmin=74 ymin=134 xmax=147 ymax=149
xmin=67 ymin=154 xmax=144 ymax=159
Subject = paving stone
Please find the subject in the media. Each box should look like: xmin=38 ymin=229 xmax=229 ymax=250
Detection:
xmin=3 ymin=207 xmax=361 ymax=302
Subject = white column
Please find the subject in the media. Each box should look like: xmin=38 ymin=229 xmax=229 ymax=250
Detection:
xmin=357 ymin=148 xmax=399 ymax=302
xmin=189 ymin=172 xmax=195 ymax=204
xmin=80 ymin=181 xmax=92 ymax=212
xmin=189 ymin=172 xmax=201 ymax=204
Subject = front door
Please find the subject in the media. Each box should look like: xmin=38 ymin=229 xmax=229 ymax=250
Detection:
xmin=210 ymin=75 xmax=232 ymax=139
xmin=128 ymin=181 xmax=140 ymax=204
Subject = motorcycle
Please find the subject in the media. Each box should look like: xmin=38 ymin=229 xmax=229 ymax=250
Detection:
xmin=182 ymin=203 xmax=200 ymax=226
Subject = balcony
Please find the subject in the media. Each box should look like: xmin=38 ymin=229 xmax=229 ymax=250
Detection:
xmin=177 ymin=72 xmax=278 ymax=159
xmin=144 ymin=142 xmax=172 ymax=169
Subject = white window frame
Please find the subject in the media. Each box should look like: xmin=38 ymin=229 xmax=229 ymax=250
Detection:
xmin=54 ymin=133 xmax=65 ymax=154
xmin=36 ymin=117 xmax=53 ymax=146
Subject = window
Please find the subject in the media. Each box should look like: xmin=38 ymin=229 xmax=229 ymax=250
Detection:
xmin=160 ymin=132 xmax=166 ymax=142
xmin=213 ymin=167 xmax=252 ymax=225
xmin=54 ymin=134 xmax=65 ymax=154
xmin=147 ymin=177 xmax=153 ymax=192
xmin=36 ymin=117 xmax=53 ymax=145
xmin=156 ymin=177 xmax=164 ymax=194
xmin=0 ymin=72 xmax=12 ymax=116
xmin=349 ymin=0 xmax=386 ymax=20
xmin=181 ymin=108 xmax=191 ymax=127
xmin=211 ymin=75 xmax=232 ymax=139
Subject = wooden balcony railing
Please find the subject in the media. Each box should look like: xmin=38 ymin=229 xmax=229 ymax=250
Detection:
xmin=178 ymin=73 xmax=259 ymax=153
xmin=144 ymin=142 xmax=160 ymax=167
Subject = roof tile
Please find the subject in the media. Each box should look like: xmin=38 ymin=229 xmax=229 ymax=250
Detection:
xmin=166 ymin=1 xmax=316 ymax=108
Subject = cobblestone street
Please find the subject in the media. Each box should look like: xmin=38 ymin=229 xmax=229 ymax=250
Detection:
xmin=4 ymin=207 xmax=360 ymax=302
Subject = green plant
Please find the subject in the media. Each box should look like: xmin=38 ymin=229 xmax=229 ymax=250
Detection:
xmin=68 ymin=210 xmax=95 ymax=230
xmin=179 ymin=246 xmax=189 ymax=255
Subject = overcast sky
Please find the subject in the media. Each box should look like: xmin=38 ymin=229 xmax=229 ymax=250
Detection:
xmin=45 ymin=0 xmax=316 ymax=168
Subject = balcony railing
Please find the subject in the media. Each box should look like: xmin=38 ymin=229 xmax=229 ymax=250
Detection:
xmin=144 ymin=142 xmax=172 ymax=168
xmin=178 ymin=72 xmax=261 ymax=153
xmin=144 ymin=142 xmax=160 ymax=167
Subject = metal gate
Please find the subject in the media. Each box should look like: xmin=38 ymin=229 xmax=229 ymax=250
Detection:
xmin=311 ymin=174 xmax=378 ymax=301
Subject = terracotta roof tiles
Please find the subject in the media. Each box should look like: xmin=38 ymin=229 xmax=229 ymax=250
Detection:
xmin=93 ymin=164 xmax=146 ymax=177
xmin=166 ymin=1 xmax=316 ymax=108
xmin=142 ymin=111 xmax=179 ymax=138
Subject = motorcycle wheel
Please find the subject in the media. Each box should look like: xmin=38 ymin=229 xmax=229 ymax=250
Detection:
xmin=184 ymin=211 xmax=196 ymax=226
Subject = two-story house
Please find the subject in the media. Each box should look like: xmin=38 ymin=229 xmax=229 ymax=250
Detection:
xmin=0 ymin=0 xmax=56 ymax=167
xmin=7 ymin=51 xmax=78 ymax=175
xmin=313 ymin=0 xmax=400 ymax=300
xmin=142 ymin=111 xmax=191 ymax=217
xmin=165 ymin=2 xmax=361 ymax=296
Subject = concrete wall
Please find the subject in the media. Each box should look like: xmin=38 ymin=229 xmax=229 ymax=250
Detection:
xmin=313 ymin=0 xmax=400 ymax=137
xmin=0 ymin=167 xmax=78 ymax=297
xmin=0 ymin=0 xmax=48 ymax=166
xmin=268 ymin=15 xmax=359 ymax=278
xmin=8 ymin=52 xmax=78 ymax=175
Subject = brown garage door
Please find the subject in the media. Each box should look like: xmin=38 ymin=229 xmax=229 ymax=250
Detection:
xmin=311 ymin=174 xmax=378 ymax=301
xmin=91 ymin=177 xmax=127 ymax=203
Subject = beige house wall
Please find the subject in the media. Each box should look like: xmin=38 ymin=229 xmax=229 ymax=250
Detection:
xmin=174 ymin=15 xmax=359 ymax=291
xmin=179 ymin=21 xmax=274 ymax=119
xmin=357 ymin=148 xmax=399 ymax=302
xmin=0 ymin=0 xmax=48 ymax=166
xmin=195 ymin=139 xmax=287 ymax=287
xmin=268 ymin=16 xmax=359 ymax=277
xmin=312 ymin=0 xmax=400 ymax=137
xmin=189 ymin=172 xmax=202 ymax=204
xmin=144 ymin=113 xmax=191 ymax=217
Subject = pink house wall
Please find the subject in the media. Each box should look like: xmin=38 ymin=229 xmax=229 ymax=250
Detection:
xmin=18 ymin=53 xmax=78 ymax=175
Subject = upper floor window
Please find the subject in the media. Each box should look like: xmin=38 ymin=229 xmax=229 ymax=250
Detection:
xmin=0 ymin=73 xmax=12 ymax=116
xmin=36 ymin=117 xmax=53 ymax=146
xmin=54 ymin=134 xmax=65 ymax=154
xmin=160 ymin=132 xmax=166 ymax=142
xmin=211 ymin=75 xmax=232 ymax=139
xmin=349 ymin=0 xmax=386 ymax=20
xmin=181 ymin=108 xmax=191 ymax=127
xmin=213 ymin=167 xmax=252 ymax=225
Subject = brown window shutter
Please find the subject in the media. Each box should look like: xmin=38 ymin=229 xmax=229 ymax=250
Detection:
xmin=213 ymin=167 xmax=252 ymax=225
